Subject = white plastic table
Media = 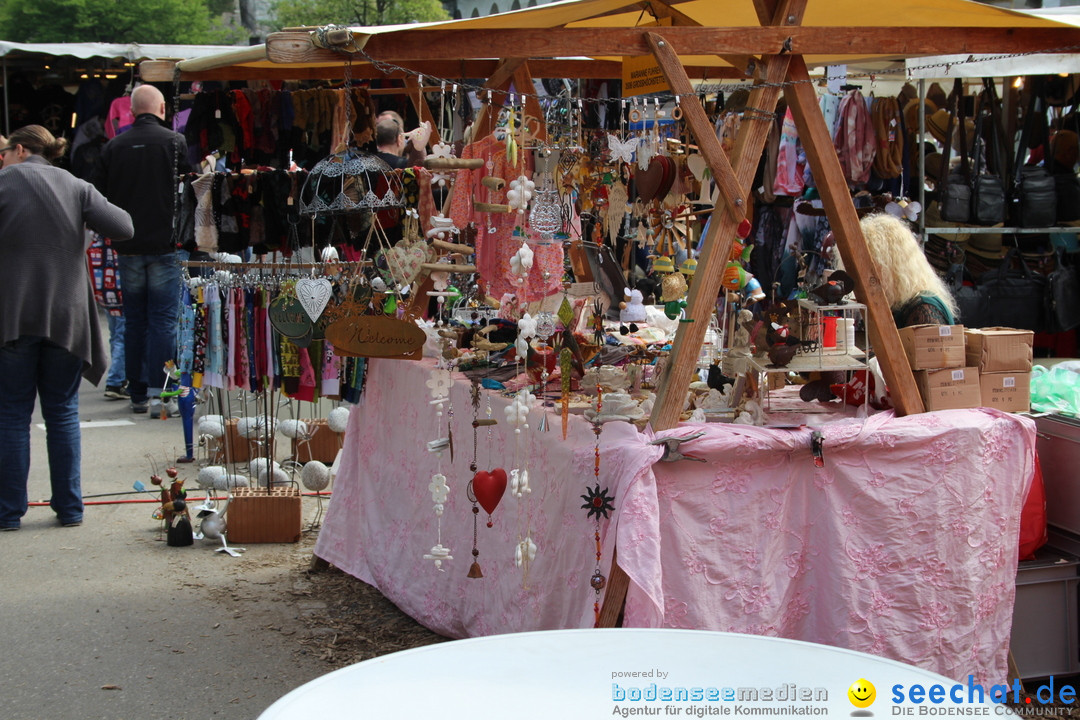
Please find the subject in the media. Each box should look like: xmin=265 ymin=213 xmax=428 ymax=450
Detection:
xmin=259 ymin=629 xmax=1020 ymax=718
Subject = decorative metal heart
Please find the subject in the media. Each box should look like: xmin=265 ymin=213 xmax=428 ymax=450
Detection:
xmin=295 ymin=278 xmax=333 ymax=322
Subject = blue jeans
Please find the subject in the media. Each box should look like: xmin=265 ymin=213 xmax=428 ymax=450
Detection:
xmin=0 ymin=337 xmax=84 ymax=528
xmin=119 ymin=253 xmax=181 ymax=404
xmin=105 ymin=312 xmax=125 ymax=387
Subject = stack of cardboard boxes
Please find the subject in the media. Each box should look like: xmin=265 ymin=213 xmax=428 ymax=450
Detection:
xmin=967 ymin=328 xmax=1033 ymax=412
xmin=898 ymin=325 xmax=1033 ymax=412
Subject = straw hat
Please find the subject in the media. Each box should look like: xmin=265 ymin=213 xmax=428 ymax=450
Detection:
xmin=902 ymin=98 xmax=936 ymax=134
xmin=926 ymin=109 xmax=975 ymax=152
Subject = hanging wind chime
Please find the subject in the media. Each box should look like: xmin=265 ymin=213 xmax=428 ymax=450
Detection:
xmin=466 ymin=380 xmax=505 ymax=578
xmin=581 ymin=386 xmax=615 ymax=626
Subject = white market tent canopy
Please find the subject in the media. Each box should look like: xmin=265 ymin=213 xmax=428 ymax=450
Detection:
xmin=906 ymin=7 xmax=1080 ymax=79
xmin=0 ymin=41 xmax=247 ymax=64
xmin=140 ymin=0 xmax=1080 ymax=83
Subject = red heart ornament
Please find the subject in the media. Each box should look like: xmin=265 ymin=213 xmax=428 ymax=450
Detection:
xmin=472 ymin=468 xmax=507 ymax=516
xmin=635 ymin=156 xmax=675 ymax=203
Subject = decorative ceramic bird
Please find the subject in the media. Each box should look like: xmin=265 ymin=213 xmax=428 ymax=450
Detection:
xmin=808 ymin=270 xmax=855 ymax=305
xmin=194 ymin=498 xmax=244 ymax=557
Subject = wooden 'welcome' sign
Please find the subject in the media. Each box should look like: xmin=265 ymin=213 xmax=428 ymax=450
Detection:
xmin=324 ymin=314 xmax=426 ymax=359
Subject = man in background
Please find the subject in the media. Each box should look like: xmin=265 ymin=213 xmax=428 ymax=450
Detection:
xmin=94 ymin=84 xmax=190 ymax=416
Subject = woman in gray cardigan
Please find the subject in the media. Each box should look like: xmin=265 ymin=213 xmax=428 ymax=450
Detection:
xmin=0 ymin=124 xmax=134 ymax=531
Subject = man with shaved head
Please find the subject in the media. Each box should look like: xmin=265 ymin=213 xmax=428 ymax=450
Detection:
xmin=94 ymin=84 xmax=190 ymax=415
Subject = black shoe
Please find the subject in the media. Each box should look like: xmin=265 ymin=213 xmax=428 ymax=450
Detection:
xmin=131 ymin=400 xmax=149 ymax=414
xmin=104 ymin=384 xmax=130 ymax=400
xmin=60 ymin=520 xmax=82 ymax=528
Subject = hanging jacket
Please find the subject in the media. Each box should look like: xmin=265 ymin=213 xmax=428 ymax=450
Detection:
xmin=834 ymin=90 xmax=875 ymax=186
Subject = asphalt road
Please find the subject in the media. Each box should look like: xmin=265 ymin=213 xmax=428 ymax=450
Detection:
xmin=0 ymin=367 xmax=334 ymax=720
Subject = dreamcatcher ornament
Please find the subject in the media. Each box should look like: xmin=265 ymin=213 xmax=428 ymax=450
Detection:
xmin=582 ymin=386 xmax=615 ymax=626
xmin=423 ymin=366 xmax=454 ymax=570
xmin=466 ymin=380 xmax=506 ymax=578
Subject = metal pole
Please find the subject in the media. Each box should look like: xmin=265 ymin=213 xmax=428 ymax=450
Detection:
xmin=918 ymin=77 xmax=926 ymax=244
xmin=3 ymin=56 xmax=9 ymax=136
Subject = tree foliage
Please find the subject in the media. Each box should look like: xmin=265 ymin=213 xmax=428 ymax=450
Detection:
xmin=270 ymin=0 xmax=449 ymax=30
xmin=0 ymin=0 xmax=228 ymax=44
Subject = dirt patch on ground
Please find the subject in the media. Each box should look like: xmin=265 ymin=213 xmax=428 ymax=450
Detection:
xmin=236 ymin=531 xmax=447 ymax=671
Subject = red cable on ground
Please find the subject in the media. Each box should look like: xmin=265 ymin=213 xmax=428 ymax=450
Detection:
xmin=26 ymin=491 xmax=332 ymax=507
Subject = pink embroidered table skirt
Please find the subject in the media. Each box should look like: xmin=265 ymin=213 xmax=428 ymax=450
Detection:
xmin=314 ymin=358 xmax=1035 ymax=685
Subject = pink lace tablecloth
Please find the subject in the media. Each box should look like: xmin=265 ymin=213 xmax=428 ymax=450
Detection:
xmin=314 ymin=358 xmax=1035 ymax=685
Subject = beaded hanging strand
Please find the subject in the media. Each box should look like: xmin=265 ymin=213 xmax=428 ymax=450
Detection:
xmin=466 ymin=379 xmax=484 ymax=578
xmin=582 ymin=385 xmax=615 ymax=627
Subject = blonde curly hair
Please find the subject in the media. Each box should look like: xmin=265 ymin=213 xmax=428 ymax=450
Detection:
xmin=859 ymin=213 xmax=957 ymax=320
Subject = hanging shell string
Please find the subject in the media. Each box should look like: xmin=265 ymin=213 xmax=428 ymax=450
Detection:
xmin=423 ymin=363 xmax=453 ymax=570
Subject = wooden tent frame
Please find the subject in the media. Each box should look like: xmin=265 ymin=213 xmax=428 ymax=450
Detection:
xmin=141 ymin=0 xmax=1080 ymax=628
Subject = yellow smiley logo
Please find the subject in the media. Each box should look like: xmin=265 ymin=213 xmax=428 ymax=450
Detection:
xmin=848 ymin=678 xmax=876 ymax=708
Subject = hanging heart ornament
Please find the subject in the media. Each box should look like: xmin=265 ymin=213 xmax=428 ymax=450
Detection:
xmin=295 ymin=278 xmax=333 ymax=322
xmin=471 ymin=468 xmax=507 ymax=516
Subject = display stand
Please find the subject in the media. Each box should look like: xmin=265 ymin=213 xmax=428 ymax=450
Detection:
xmin=139 ymin=0 xmax=1067 ymax=660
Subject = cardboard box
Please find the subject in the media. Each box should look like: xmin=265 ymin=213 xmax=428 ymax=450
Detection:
xmin=965 ymin=327 xmax=1034 ymax=373
xmin=979 ymin=371 xmax=1031 ymax=412
xmin=915 ymin=366 xmax=981 ymax=411
xmin=226 ymin=486 xmax=302 ymax=543
xmin=899 ymin=324 xmax=966 ymax=370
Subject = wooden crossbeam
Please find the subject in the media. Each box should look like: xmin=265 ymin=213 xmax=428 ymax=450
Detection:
xmin=266 ymin=27 xmax=1080 ymax=63
xmin=783 ymin=56 xmax=923 ymax=415
xmin=140 ymin=57 xmax=741 ymax=83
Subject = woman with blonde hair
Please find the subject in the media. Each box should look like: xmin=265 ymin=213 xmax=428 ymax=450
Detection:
xmin=0 ymin=124 xmax=133 ymax=530
xmin=859 ymin=212 xmax=957 ymax=328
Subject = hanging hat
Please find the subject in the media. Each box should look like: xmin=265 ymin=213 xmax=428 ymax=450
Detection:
xmin=927 ymin=109 xmax=975 ymax=153
xmin=921 ymin=152 xmax=945 ymax=183
xmin=651 ymin=256 xmax=675 ymax=273
xmin=897 ymin=82 xmax=918 ymax=108
xmin=926 ymin=109 xmax=952 ymax=147
xmin=679 ymin=258 xmax=698 ymax=275
xmin=902 ymin=98 xmax=936 ymax=133
xmin=1053 ymin=129 xmax=1079 ymax=169
xmin=926 ymin=82 xmax=949 ymax=111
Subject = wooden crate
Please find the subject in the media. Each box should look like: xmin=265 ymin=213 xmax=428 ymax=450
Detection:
xmin=291 ymin=419 xmax=342 ymax=464
xmin=227 ymin=486 xmax=302 ymax=543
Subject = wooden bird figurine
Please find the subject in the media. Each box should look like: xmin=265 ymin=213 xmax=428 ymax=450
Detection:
xmin=809 ymin=270 xmax=854 ymax=306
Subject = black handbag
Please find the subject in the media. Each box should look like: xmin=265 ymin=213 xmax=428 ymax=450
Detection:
xmin=1012 ymin=80 xmax=1058 ymax=228
xmin=946 ymin=262 xmax=986 ymax=328
xmin=1017 ymin=165 xmax=1058 ymax=228
xmin=977 ymin=248 xmax=1047 ymax=331
xmin=970 ymin=109 xmax=1007 ymax=225
xmin=1045 ymin=247 xmax=1080 ymax=333
xmin=939 ymin=80 xmax=972 ymax=223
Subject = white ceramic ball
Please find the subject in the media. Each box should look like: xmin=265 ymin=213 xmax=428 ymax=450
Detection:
xmin=248 ymin=458 xmax=279 ymax=479
xmin=301 ymin=461 xmax=331 ymax=491
xmin=327 ymin=406 xmax=351 ymax=433
xmin=214 ymin=474 xmax=249 ymax=490
xmin=197 ymin=465 xmax=227 ymax=489
xmin=279 ymin=419 xmax=309 ymax=439
xmin=259 ymin=467 xmax=291 ymax=488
